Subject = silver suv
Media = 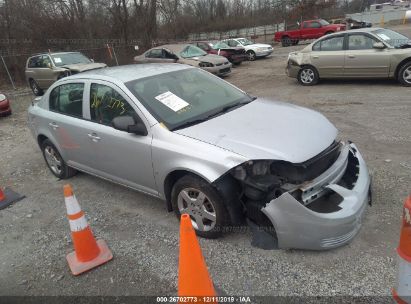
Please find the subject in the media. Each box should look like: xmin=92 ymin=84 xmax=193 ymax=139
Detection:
xmin=25 ymin=52 xmax=106 ymax=96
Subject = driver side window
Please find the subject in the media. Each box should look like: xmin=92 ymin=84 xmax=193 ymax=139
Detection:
xmin=89 ymin=83 xmax=137 ymax=126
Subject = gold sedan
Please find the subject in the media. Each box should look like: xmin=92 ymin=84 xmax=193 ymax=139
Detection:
xmin=286 ymin=28 xmax=411 ymax=86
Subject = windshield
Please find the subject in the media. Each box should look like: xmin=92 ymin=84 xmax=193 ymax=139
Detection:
xmin=51 ymin=53 xmax=92 ymax=66
xmin=125 ymin=68 xmax=252 ymax=130
xmin=238 ymin=38 xmax=254 ymax=46
xmin=373 ymin=29 xmax=410 ymax=48
xmin=180 ymin=45 xmax=207 ymax=58
xmin=213 ymin=42 xmax=230 ymax=49
xmin=319 ymin=19 xmax=330 ymax=26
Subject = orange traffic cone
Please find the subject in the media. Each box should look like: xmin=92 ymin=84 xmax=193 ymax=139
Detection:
xmin=393 ymin=195 xmax=411 ymax=304
xmin=0 ymin=188 xmax=5 ymax=201
xmin=64 ymin=184 xmax=113 ymax=275
xmin=178 ymin=214 xmax=216 ymax=303
xmin=0 ymin=186 xmax=25 ymax=210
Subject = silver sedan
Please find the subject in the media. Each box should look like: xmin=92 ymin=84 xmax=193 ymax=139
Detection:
xmin=27 ymin=64 xmax=371 ymax=250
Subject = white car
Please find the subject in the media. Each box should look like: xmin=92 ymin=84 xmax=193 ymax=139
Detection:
xmin=222 ymin=38 xmax=273 ymax=61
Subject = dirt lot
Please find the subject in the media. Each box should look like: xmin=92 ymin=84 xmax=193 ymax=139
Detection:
xmin=1 ymin=25 xmax=410 ymax=301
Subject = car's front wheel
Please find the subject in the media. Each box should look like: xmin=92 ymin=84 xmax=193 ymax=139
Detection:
xmin=41 ymin=139 xmax=76 ymax=179
xmin=398 ymin=62 xmax=411 ymax=86
xmin=247 ymin=50 xmax=256 ymax=61
xmin=171 ymin=175 xmax=229 ymax=238
xmin=29 ymin=79 xmax=43 ymax=96
xmin=298 ymin=66 xmax=319 ymax=86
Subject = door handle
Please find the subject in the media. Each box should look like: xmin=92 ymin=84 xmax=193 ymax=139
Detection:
xmin=348 ymin=55 xmax=356 ymax=58
xmin=88 ymin=133 xmax=101 ymax=142
xmin=312 ymin=55 xmax=319 ymax=59
xmin=48 ymin=122 xmax=59 ymax=129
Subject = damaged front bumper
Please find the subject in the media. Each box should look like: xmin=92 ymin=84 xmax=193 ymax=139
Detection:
xmin=262 ymin=143 xmax=370 ymax=250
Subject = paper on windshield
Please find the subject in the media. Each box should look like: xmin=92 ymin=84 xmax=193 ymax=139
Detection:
xmin=155 ymin=91 xmax=189 ymax=112
xmin=54 ymin=58 xmax=62 ymax=63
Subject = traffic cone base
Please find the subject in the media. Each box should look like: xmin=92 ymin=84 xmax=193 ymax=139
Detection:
xmin=66 ymin=239 xmax=113 ymax=275
xmin=393 ymin=288 xmax=409 ymax=304
xmin=0 ymin=188 xmax=25 ymax=210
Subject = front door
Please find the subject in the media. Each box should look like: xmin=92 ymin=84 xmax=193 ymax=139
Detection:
xmin=344 ymin=33 xmax=391 ymax=77
xmin=85 ymin=81 xmax=157 ymax=195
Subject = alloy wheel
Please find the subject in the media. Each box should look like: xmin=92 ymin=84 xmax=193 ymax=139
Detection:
xmin=300 ymin=68 xmax=315 ymax=84
xmin=31 ymin=81 xmax=39 ymax=95
xmin=403 ymin=67 xmax=411 ymax=84
xmin=177 ymin=188 xmax=217 ymax=232
xmin=44 ymin=146 xmax=62 ymax=175
xmin=247 ymin=52 xmax=256 ymax=61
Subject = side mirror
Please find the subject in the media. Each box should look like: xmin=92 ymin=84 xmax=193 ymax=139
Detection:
xmin=112 ymin=116 xmax=148 ymax=136
xmin=373 ymin=42 xmax=386 ymax=49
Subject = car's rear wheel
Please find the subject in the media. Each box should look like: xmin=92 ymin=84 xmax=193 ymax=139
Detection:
xmin=171 ymin=174 xmax=229 ymax=238
xmin=41 ymin=139 xmax=76 ymax=179
xmin=30 ymin=79 xmax=43 ymax=96
xmin=247 ymin=50 xmax=256 ymax=61
xmin=281 ymin=36 xmax=291 ymax=47
xmin=398 ymin=62 xmax=411 ymax=86
xmin=298 ymin=66 xmax=319 ymax=86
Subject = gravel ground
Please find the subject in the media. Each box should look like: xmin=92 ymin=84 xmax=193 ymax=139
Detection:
xmin=0 ymin=25 xmax=410 ymax=301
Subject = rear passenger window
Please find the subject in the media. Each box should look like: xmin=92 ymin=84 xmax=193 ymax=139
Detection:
xmin=89 ymin=83 xmax=136 ymax=126
xmin=28 ymin=56 xmax=41 ymax=68
xmin=312 ymin=36 xmax=344 ymax=51
xmin=49 ymin=83 xmax=84 ymax=118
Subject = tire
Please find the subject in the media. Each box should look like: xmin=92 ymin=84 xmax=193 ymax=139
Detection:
xmin=397 ymin=61 xmax=411 ymax=87
xmin=30 ymin=79 xmax=43 ymax=96
xmin=298 ymin=66 xmax=319 ymax=86
xmin=292 ymin=39 xmax=299 ymax=45
xmin=246 ymin=50 xmax=256 ymax=61
xmin=171 ymin=174 xmax=229 ymax=239
xmin=41 ymin=139 xmax=76 ymax=179
xmin=281 ymin=36 xmax=291 ymax=47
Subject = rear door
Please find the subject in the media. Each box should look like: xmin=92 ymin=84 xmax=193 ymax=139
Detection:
xmin=29 ymin=55 xmax=55 ymax=88
xmin=310 ymin=34 xmax=345 ymax=77
xmin=344 ymin=33 xmax=391 ymax=77
xmin=144 ymin=49 xmax=166 ymax=63
xmin=46 ymin=81 xmax=96 ymax=171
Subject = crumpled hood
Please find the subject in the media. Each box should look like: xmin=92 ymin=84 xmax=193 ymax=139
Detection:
xmin=61 ymin=62 xmax=107 ymax=72
xmin=175 ymin=99 xmax=338 ymax=163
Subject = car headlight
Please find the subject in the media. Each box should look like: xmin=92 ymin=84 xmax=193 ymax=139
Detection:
xmin=199 ymin=62 xmax=214 ymax=67
xmin=0 ymin=94 xmax=6 ymax=102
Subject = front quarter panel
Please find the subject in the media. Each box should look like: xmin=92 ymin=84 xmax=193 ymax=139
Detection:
xmin=151 ymin=124 xmax=247 ymax=199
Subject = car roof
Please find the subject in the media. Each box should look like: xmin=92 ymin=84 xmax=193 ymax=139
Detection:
xmin=66 ymin=63 xmax=192 ymax=83
xmin=152 ymin=44 xmax=191 ymax=53
xmin=29 ymin=51 xmax=82 ymax=57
